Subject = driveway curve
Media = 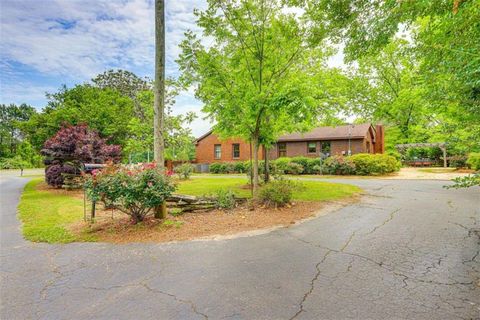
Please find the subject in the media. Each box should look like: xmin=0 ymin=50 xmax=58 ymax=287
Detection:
xmin=1 ymin=176 xmax=479 ymax=319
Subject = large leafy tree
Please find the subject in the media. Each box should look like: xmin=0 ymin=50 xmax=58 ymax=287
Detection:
xmin=178 ymin=0 xmax=329 ymax=193
xmin=21 ymin=85 xmax=134 ymax=150
xmin=0 ymin=103 xmax=36 ymax=157
xmin=305 ymin=0 xmax=480 ymax=152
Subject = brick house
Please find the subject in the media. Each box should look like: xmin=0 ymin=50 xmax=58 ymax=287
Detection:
xmin=194 ymin=123 xmax=384 ymax=165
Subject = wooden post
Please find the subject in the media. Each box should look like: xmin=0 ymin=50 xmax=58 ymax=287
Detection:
xmin=91 ymin=200 xmax=96 ymax=221
xmin=442 ymin=147 xmax=447 ymax=168
xmin=154 ymin=201 xmax=167 ymax=219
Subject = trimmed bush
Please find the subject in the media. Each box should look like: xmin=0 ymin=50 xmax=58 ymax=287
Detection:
xmin=349 ymin=153 xmax=400 ymax=175
xmin=258 ymin=180 xmax=302 ymax=207
xmin=322 ymin=155 xmax=356 ymax=175
xmin=175 ymin=163 xmax=195 ymax=179
xmin=286 ymin=162 xmax=304 ymax=175
xmin=305 ymin=158 xmax=322 ymax=174
xmin=234 ymin=161 xmax=246 ymax=173
xmin=467 ymin=153 xmax=480 ymax=171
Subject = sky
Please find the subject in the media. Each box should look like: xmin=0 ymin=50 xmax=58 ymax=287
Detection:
xmin=0 ymin=0 xmax=345 ymax=137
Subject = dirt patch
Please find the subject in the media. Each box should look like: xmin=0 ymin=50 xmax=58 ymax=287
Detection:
xmin=69 ymin=197 xmax=359 ymax=244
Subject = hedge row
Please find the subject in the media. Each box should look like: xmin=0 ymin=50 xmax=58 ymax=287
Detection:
xmin=208 ymin=154 xmax=401 ymax=176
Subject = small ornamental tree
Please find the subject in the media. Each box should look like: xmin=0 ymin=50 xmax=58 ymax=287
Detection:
xmin=85 ymin=163 xmax=176 ymax=223
xmin=41 ymin=124 xmax=121 ymax=187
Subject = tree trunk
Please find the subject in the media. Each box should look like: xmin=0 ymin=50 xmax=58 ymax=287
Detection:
xmin=153 ymin=0 xmax=165 ymax=171
xmin=264 ymin=145 xmax=270 ymax=183
xmin=252 ymin=135 xmax=260 ymax=195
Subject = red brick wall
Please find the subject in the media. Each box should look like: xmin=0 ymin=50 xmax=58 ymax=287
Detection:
xmin=195 ymin=134 xmax=263 ymax=163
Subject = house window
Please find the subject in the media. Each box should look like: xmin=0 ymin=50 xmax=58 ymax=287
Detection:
xmin=307 ymin=142 xmax=316 ymax=153
xmin=278 ymin=143 xmax=287 ymax=157
xmin=232 ymin=143 xmax=240 ymax=159
xmin=321 ymin=141 xmax=331 ymax=155
xmin=366 ymin=141 xmax=371 ymax=153
xmin=214 ymin=144 xmax=221 ymax=159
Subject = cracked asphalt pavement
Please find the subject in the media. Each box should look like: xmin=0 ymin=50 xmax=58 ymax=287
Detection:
xmin=1 ymin=176 xmax=479 ymax=319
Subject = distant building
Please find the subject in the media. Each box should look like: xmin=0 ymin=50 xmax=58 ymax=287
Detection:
xmin=194 ymin=123 xmax=384 ymax=165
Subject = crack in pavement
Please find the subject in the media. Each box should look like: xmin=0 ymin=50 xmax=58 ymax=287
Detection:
xmin=364 ymin=209 xmax=401 ymax=235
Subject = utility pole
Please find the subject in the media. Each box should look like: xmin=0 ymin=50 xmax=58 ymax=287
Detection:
xmin=154 ymin=0 xmax=167 ymax=219
xmin=153 ymin=0 xmax=165 ymax=171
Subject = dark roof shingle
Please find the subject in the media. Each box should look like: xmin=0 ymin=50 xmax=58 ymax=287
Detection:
xmin=277 ymin=123 xmax=373 ymax=142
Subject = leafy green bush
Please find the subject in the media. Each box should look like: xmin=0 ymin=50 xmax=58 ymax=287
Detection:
xmin=175 ymin=163 xmax=195 ymax=179
xmin=286 ymin=162 xmax=304 ymax=175
xmin=322 ymin=155 xmax=356 ymax=175
xmin=234 ymin=161 xmax=246 ymax=173
xmin=214 ymin=189 xmax=237 ymax=209
xmin=305 ymin=158 xmax=322 ymax=174
xmin=258 ymin=180 xmax=302 ymax=207
xmin=209 ymin=163 xmax=222 ymax=173
xmin=85 ymin=164 xmax=176 ymax=223
xmin=467 ymin=153 xmax=480 ymax=171
xmin=272 ymin=157 xmax=291 ymax=173
xmin=349 ymin=153 xmax=400 ymax=175
xmin=290 ymin=157 xmax=309 ymax=170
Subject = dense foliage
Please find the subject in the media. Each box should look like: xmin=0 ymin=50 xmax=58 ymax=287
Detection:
xmin=349 ymin=154 xmax=401 ymax=176
xmin=42 ymin=124 xmax=121 ymax=187
xmin=208 ymin=154 xmax=400 ymax=176
xmin=467 ymin=153 xmax=480 ymax=171
xmin=258 ymin=180 xmax=302 ymax=208
xmin=322 ymin=156 xmax=356 ymax=175
xmin=85 ymin=164 xmax=176 ymax=223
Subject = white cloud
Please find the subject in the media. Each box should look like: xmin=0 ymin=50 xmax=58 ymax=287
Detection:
xmin=0 ymin=0 xmax=206 ymax=79
xmin=1 ymin=0 xmax=212 ymax=133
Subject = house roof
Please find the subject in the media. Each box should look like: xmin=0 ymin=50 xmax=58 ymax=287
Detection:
xmin=277 ymin=123 xmax=374 ymax=142
xmin=195 ymin=123 xmax=375 ymax=143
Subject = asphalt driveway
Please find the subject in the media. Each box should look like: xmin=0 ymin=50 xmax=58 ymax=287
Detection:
xmin=1 ymin=176 xmax=479 ymax=319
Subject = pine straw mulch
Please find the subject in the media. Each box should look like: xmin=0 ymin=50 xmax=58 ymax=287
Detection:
xmin=69 ymin=198 xmax=359 ymax=243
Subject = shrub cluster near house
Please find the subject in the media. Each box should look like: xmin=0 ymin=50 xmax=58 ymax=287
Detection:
xmin=205 ymin=154 xmax=400 ymax=176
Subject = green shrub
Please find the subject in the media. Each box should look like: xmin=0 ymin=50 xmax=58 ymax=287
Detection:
xmin=209 ymin=163 xmax=222 ymax=173
xmin=273 ymin=157 xmax=291 ymax=173
xmin=214 ymin=189 xmax=237 ymax=209
xmin=305 ymin=158 xmax=322 ymax=174
xmin=349 ymin=153 xmax=400 ymax=175
xmin=258 ymin=180 xmax=302 ymax=207
xmin=286 ymin=162 xmax=304 ymax=175
xmin=322 ymin=156 xmax=356 ymax=175
xmin=467 ymin=153 xmax=480 ymax=171
xmin=234 ymin=161 xmax=246 ymax=173
xmin=290 ymin=157 xmax=309 ymax=170
xmin=175 ymin=163 xmax=195 ymax=179
xmin=448 ymin=155 xmax=467 ymax=168
xmin=85 ymin=163 xmax=176 ymax=223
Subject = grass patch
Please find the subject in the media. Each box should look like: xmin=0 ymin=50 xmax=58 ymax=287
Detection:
xmin=178 ymin=177 xmax=361 ymax=201
xmin=18 ymin=178 xmax=95 ymax=243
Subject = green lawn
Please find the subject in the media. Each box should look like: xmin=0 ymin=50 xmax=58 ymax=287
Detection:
xmin=18 ymin=176 xmax=361 ymax=243
xmin=178 ymin=177 xmax=361 ymax=201
xmin=18 ymin=178 xmax=95 ymax=243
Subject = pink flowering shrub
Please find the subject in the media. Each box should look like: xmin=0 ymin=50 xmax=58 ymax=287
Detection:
xmin=85 ymin=163 xmax=176 ymax=223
